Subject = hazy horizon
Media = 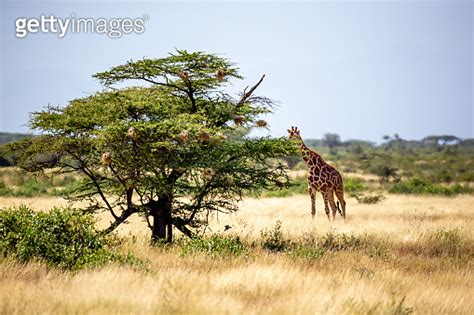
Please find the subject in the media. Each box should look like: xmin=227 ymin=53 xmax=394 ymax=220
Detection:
xmin=1 ymin=0 xmax=472 ymax=142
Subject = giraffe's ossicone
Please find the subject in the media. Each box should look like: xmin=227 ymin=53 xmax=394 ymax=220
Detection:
xmin=287 ymin=126 xmax=346 ymax=220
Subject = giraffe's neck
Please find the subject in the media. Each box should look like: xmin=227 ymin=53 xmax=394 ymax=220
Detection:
xmin=299 ymin=139 xmax=323 ymax=168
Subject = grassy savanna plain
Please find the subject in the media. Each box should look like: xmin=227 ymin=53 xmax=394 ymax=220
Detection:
xmin=1 ymin=192 xmax=473 ymax=314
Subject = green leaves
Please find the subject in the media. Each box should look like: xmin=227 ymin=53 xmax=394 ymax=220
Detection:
xmin=0 ymin=206 xmax=131 ymax=270
xmin=10 ymin=49 xmax=293 ymax=238
xmin=93 ymin=49 xmax=242 ymax=90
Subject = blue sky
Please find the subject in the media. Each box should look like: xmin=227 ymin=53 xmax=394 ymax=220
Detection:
xmin=0 ymin=0 xmax=472 ymax=142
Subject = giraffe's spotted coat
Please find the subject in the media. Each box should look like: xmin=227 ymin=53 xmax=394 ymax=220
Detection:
xmin=288 ymin=126 xmax=346 ymax=220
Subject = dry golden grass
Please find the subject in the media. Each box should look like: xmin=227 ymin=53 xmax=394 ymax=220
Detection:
xmin=1 ymin=194 xmax=473 ymax=314
xmin=217 ymin=194 xmax=474 ymax=239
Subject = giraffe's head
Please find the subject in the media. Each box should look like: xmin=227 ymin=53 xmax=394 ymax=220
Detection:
xmin=287 ymin=126 xmax=302 ymax=141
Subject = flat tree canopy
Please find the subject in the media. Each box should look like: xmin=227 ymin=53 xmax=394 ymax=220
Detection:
xmin=10 ymin=50 xmax=294 ymax=242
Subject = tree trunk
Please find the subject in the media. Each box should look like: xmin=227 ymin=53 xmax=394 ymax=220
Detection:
xmin=150 ymin=197 xmax=172 ymax=243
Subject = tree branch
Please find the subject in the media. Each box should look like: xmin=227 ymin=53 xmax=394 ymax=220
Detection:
xmin=184 ymin=181 xmax=212 ymax=224
xmin=237 ymin=74 xmax=265 ymax=106
xmin=140 ymin=76 xmax=188 ymax=93
xmin=101 ymin=206 xmax=137 ymax=235
xmin=82 ymin=165 xmax=119 ymax=220
xmin=65 ymin=149 xmax=119 ymax=220
xmin=187 ymin=88 xmax=197 ymax=113
xmin=212 ymin=74 xmax=266 ymax=127
xmin=108 ymin=165 xmax=134 ymax=208
xmin=172 ymin=217 xmax=195 ymax=238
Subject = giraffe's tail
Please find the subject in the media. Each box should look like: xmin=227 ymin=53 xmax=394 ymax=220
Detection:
xmin=336 ymin=201 xmax=342 ymax=215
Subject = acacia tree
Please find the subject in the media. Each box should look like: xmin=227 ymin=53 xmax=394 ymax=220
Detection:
xmin=10 ymin=50 xmax=294 ymax=242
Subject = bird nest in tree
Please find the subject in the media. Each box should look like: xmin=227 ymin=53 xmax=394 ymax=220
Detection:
xmin=178 ymin=71 xmax=189 ymax=82
xmin=225 ymin=176 xmax=234 ymax=186
xmin=178 ymin=131 xmax=190 ymax=142
xmin=215 ymin=68 xmax=226 ymax=81
xmin=234 ymin=115 xmax=245 ymax=126
xmin=101 ymin=152 xmax=112 ymax=164
xmin=256 ymin=119 xmax=268 ymax=128
xmin=203 ymin=168 xmax=215 ymax=180
xmin=198 ymin=131 xmax=211 ymax=143
xmin=127 ymin=127 xmax=138 ymax=141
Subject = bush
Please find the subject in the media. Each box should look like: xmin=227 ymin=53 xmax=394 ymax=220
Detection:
xmin=263 ymin=189 xmax=293 ymax=198
xmin=0 ymin=181 xmax=11 ymax=196
xmin=14 ymin=179 xmax=52 ymax=197
xmin=351 ymin=193 xmax=385 ymax=204
xmin=0 ymin=178 xmax=56 ymax=197
xmin=366 ymin=163 xmax=398 ymax=182
xmin=263 ymin=177 xmax=307 ymax=198
xmin=52 ymin=179 xmax=83 ymax=197
xmin=319 ymin=231 xmax=364 ymax=251
xmin=344 ymin=177 xmax=366 ymax=194
xmin=0 ymin=170 xmax=83 ymax=197
xmin=389 ymin=178 xmax=472 ymax=196
xmin=52 ymin=175 xmax=79 ymax=187
xmin=366 ymin=243 xmax=388 ymax=258
xmin=180 ymin=234 xmax=247 ymax=257
xmin=0 ymin=206 xmax=133 ymax=270
xmin=260 ymin=221 xmax=290 ymax=252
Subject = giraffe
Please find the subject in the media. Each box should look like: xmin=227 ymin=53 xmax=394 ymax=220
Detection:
xmin=287 ymin=126 xmax=346 ymax=220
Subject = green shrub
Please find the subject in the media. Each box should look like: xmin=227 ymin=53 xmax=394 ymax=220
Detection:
xmin=262 ymin=177 xmax=307 ymax=198
xmin=52 ymin=179 xmax=83 ymax=197
xmin=366 ymin=243 xmax=388 ymax=258
xmin=0 ymin=178 xmax=57 ymax=197
xmin=180 ymin=234 xmax=247 ymax=257
xmin=389 ymin=178 xmax=472 ymax=196
xmin=0 ymin=206 xmax=134 ymax=270
xmin=0 ymin=181 xmax=11 ymax=196
xmin=320 ymin=231 xmax=364 ymax=251
xmin=263 ymin=189 xmax=293 ymax=198
xmin=53 ymin=175 xmax=79 ymax=187
xmin=14 ymin=179 xmax=52 ymax=197
xmin=344 ymin=177 xmax=366 ymax=194
xmin=260 ymin=220 xmax=290 ymax=252
xmin=0 ymin=172 xmax=83 ymax=197
xmin=351 ymin=193 xmax=385 ymax=204
xmin=366 ymin=163 xmax=398 ymax=182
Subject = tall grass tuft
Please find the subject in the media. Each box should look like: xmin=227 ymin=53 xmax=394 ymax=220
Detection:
xmin=179 ymin=234 xmax=248 ymax=257
xmin=260 ymin=220 xmax=290 ymax=252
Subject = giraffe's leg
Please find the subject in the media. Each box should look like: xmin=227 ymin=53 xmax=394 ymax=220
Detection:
xmin=321 ymin=190 xmax=331 ymax=221
xmin=336 ymin=190 xmax=346 ymax=219
xmin=335 ymin=201 xmax=342 ymax=216
xmin=308 ymin=185 xmax=316 ymax=218
xmin=336 ymin=202 xmax=342 ymax=216
xmin=327 ymin=190 xmax=338 ymax=221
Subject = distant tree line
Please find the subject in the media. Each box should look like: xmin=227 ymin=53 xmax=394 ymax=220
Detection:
xmin=304 ymin=133 xmax=473 ymax=150
xmin=0 ymin=132 xmax=32 ymax=166
xmin=1 ymin=131 xmax=473 ymax=168
xmin=0 ymin=132 xmax=32 ymax=145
